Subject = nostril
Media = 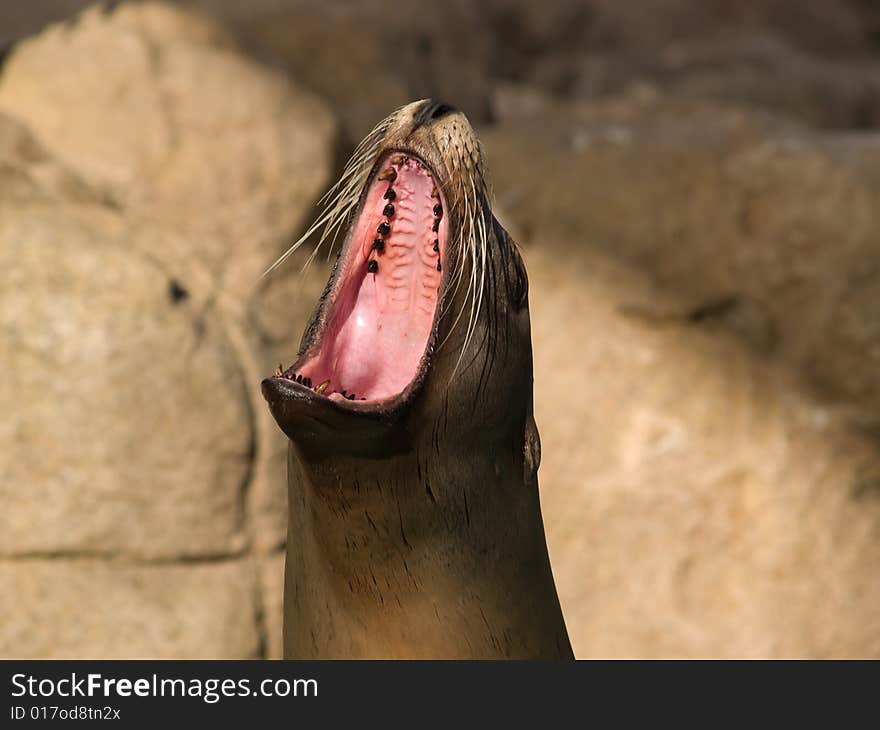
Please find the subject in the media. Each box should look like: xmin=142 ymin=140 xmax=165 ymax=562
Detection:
xmin=414 ymin=100 xmax=457 ymax=128
xmin=431 ymin=102 xmax=454 ymax=119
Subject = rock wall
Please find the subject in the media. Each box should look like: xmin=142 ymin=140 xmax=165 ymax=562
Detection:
xmin=0 ymin=3 xmax=335 ymax=657
xmin=484 ymin=97 xmax=880 ymax=656
xmin=1 ymin=1 xmax=879 ymax=657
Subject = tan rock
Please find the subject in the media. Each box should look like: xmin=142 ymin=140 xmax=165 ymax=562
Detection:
xmin=0 ymin=1 xmax=337 ymax=293
xmin=484 ymin=98 xmax=880 ymax=655
xmin=236 ymin=8 xmax=410 ymax=146
xmin=0 ymin=558 xmax=261 ymax=658
xmin=177 ymin=0 xmax=489 ymax=144
xmin=0 ymin=189 xmax=251 ymax=559
xmin=524 ymin=241 xmax=880 ymax=657
xmin=483 ymin=97 xmax=880 ymax=418
xmin=0 ymin=4 xmax=335 ymax=573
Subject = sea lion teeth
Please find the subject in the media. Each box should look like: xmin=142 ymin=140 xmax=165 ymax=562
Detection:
xmin=433 ymin=204 xmax=442 ymax=217
xmin=391 ymin=154 xmax=406 ymax=166
xmin=383 ymin=203 xmax=395 ymax=217
xmin=347 ymin=393 xmax=356 ymax=400
xmin=295 ymin=374 xmax=302 ymax=383
xmin=431 ymin=185 xmax=438 ymax=198
xmin=315 ymin=380 xmax=330 ymax=394
xmin=436 ymin=260 xmax=442 ymax=272
xmin=372 ymin=238 xmax=385 ymax=252
xmin=383 ymin=188 xmax=396 ymax=201
xmin=367 ymin=260 xmax=379 ymax=273
xmin=274 ymin=363 xmax=283 ymax=377
xmin=377 ymin=221 xmax=391 ymax=236
xmin=303 ymin=377 xmax=312 ymax=388
xmin=378 ymin=167 xmax=397 ymax=182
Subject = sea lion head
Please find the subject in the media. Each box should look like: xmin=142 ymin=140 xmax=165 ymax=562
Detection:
xmin=262 ymin=99 xmax=533 ymax=461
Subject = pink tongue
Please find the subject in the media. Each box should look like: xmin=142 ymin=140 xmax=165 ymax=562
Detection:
xmin=301 ymin=157 xmax=447 ymax=401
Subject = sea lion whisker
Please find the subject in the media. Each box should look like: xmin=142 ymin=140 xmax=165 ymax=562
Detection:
xmin=315 ymin=114 xmax=392 ymax=204
xmin=266 ymin=163 xmax=369 ymax=275
xmin=268 ymin=120 xmax=392 ymax=276
xmin=451 ymin=177 xmax=484 ymax=365
xmin=438 ymin=181 xmax=478 ymax=354
xmin=457 ymin=185 xmax=491 ymax=376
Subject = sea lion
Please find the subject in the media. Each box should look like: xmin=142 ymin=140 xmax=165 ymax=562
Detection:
xmin=262 ymin=99 xmax=573 ymax=659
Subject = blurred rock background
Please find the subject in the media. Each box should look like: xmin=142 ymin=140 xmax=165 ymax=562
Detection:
xmin=1 ymin=0 xmax=878 ymax=657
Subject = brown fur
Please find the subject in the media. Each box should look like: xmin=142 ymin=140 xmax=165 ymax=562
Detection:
xmin=262 ymin=100 xmax=572 ymax=659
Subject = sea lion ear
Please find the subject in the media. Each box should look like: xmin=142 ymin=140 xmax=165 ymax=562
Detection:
xmin=493 ymin=217 xmax=529 ymax=311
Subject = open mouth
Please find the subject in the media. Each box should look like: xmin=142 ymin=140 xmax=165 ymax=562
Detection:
xmin=274 ymin=151 xmax=448 ymax=406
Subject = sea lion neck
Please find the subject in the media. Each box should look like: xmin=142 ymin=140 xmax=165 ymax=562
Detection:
xmin=284 ymin=414 xmax=571 ymax=659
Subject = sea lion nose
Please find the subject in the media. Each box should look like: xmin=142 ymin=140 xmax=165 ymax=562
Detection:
xmin=414 ymin=99 xmax=457 ymax=128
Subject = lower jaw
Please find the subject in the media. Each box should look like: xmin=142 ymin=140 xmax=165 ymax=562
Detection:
xmin=277 ymin=151 xmax=448 ymax=405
